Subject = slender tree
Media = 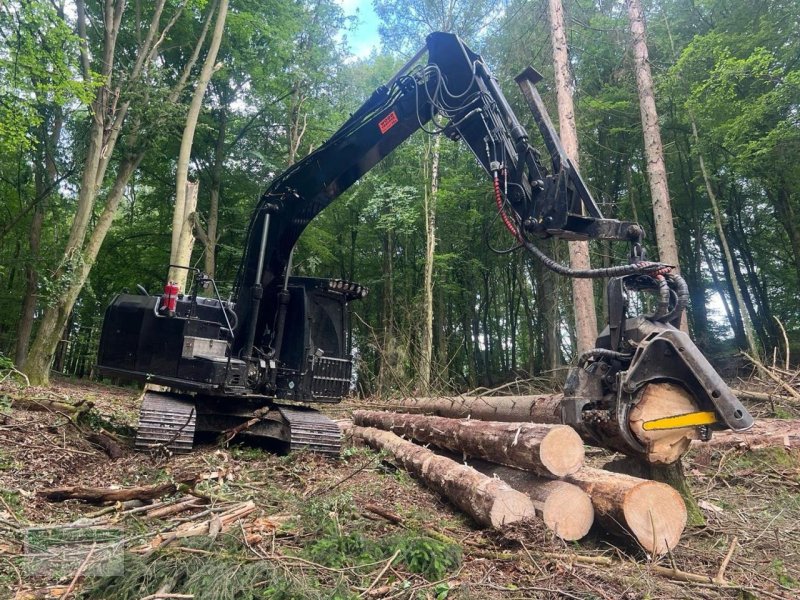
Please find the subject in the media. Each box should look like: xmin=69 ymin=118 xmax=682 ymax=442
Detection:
xmin=547 ymin=0 xmax=598 ymax=355
xmin=169 ymin=0 xmax=228 ymax=290
xmin=625 ymin=0 xmax=682 ymax=289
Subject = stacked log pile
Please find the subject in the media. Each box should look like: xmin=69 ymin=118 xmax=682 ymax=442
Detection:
xmin=345 ymin=400 xmax=690 ymax=555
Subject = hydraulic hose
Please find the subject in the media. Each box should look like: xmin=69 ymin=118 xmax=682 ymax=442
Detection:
xmin=492 ymin=172 xmax=673 ymax=279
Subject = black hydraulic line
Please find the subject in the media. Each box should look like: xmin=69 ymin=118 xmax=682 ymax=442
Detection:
xmin=241 ymin=210 xmax=272 ymax=361
xmin=661 ymin=272 xmax=689 ymax=325
xmin=653 ymin=275 xmax=671 ymax=320
xmin=578 ymin=348 xmax=633 ymax=366
xmin=271 ymin=247 xmax=294 ymax=362
xmin=519 ymin=235 xmax=670 ymax=279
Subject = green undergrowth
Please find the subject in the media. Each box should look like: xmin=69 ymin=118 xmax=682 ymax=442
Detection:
xmin=81 ymin=492 xmax=462 ymax=599
xmin=726 ymin=447 xmax=799 ymax=473
xmin=300 ymin=493 xmax=462 ymax=581
xmin=82 ymin=534 xmax=355 ymax=600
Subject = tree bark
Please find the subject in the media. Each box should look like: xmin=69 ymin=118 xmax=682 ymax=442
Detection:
xmin=39 ymin=482 xmax=179 ymax=504
xmin=547 ymin=0 xmax=597 ymax=355
xmin=171 ymin=180 xmax=199 ymax=290
xmin=692 ymin=418 xmax=800 ymax=450
xmin=389 ymin=393 xmax=564 ymax=424
xmin=625 ymin=0 xmax=685 ymax=331
xmin=418 ymin=135 xmax=441 ymax=394
xmin=169 ymin=0 xmax=228 ymax=289
xmin=565 ymin=466 xmax=687 ymax=555
xmin=353 ymin=410 xmax=584 ymax=477
xmin=469 ymin=461 xmax=594 ymax=541
xmin=347 ymin=424 xmax=536 ymax=528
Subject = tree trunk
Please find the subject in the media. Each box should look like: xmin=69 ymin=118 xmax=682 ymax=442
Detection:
xmin=623 ymin=382 xmax=699 ymax=464
xmin=700 ymin=236 xmax=745 ymax=346
xmin=169 ymin=0 xmax=229 ymax=290
xmin=390 ymin=393 xmax=564 ymax=424
xmin=24 ymin=153 xmax=144 ymax=384
xmin=767 ymin=185 xmax=800 ymax=290
xmin=171 ymin=180 xmax=200 ymax=290
xmin=565 ymin=466 xmax=687 ymax=555
xmin=15 ymin=187 xmax=47 ymax=369
xmin=197 ymin=107 xmax=228 ymax=280
xmin=470 ymin=461 xmax=593 ymax=541
xmin=39 ymin=482 xmax=180 ymax=504
xmin=352 ymin=410 xmax=584 ymax=477
xmin=346 ymin=424 xmax=536 ymax=528
xmin=625 ymin=0 xmax=685 ymax=331
xmin=693 ymin=418 xmax=800 ymax=450
xmin=547 ymin=0 xmax=597 ymax=355
xmin=691 ymin=120 xmax=758 ymax=356
xmin=418 ymin=135 xmax=441 ymax=394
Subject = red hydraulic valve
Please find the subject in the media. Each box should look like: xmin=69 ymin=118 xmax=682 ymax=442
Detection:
xmin=161 ymin=281 xmax=179 ymax=316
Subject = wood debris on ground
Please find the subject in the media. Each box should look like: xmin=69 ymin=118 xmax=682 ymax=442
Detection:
xmin=1 ymin=376 xmax=799 ymax=599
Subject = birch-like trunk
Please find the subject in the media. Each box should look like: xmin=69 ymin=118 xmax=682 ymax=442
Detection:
xmin=171 ymin=181 xmax=200 ymax=289
xmin=547 ymin=0 xmax=598 ymax=355
xmin=169 ymin=0 xmax=228 ymax=290
xmin=418 ymin=135 xmax=441 ymax=394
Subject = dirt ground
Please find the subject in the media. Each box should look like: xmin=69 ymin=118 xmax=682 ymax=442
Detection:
xmin=1 ymin=376 xmax=799 ymax=599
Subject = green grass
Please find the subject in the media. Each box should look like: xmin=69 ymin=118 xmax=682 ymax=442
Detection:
xmin=0 ymin=449 xmax=19 ymax=471
xmin=771 ymin=559 xmax=798 ymax=588
xmin=299 ymin=493 xmax=461 ymax=581
xmin=727 ymin=447 xmax=799 ymax=472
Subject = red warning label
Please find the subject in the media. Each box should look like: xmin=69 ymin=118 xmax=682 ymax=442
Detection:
xmin=378 ymin=111 xmax=399 ymax=134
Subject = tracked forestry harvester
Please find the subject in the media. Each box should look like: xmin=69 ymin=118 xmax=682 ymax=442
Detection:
xmin=97 ymin=33 xmax=753 ymax=458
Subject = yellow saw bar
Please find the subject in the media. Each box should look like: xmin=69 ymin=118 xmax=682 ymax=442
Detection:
xmin=642 ymin=411 xmax=718 ymax=431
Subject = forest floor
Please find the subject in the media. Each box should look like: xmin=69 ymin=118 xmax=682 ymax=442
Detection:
xmin=1 ymin=375 xmax=799 ymax=599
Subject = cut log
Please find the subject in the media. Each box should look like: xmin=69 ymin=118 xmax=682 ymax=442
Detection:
xmin=389 ymin=394 xmax=563 ymax=424
xmin=469 ymin=461 xmax=593 ymax=541
xmin=10 ymin=395 xmax=94 ymax=416
xmin=348 ymin=425 xmax=536 ymax=528
xmin=627 ymin=382 xmax=700 ymax=464
xmin=565 ymin=466 xmax=687 ymax=555
xmin=85 ymin=430 xmax=126 ymax=459
xmin=353 ymin=410 xmax=583 ymax=477
xmin=693 ymin=418 xmax=800 ymax=450
xmin=38 ymin=482 xmax=179 ymax=504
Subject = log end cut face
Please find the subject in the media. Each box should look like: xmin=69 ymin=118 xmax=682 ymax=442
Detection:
xmin=629 ymin=382 xmax=700 ymax=465
xmin=539 ymin=425 xmax=586 ymax=477
xmin=483 ymin=480 xmax=538 ymax=529
xmin=624 ymin=481 xmax=687 ymax=555
xmin=541 ymin=481 xmax=594 ymax=541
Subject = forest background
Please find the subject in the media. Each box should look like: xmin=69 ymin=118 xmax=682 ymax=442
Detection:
xmin=0 ymin=0 xmax=797 ymax=395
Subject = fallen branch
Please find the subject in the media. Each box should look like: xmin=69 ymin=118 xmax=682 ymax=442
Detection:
xmin=137 ymin=501 xmax=257 ymax=551
xmin=743 ymin=352 xmax=800 ymax=400
xmin=360 ymin=548 xmax=401 ymax=598
xmin=363 ymin=503 xmax=403 ymax=525
xmin=85 ymin=430 xmax=126 ymax=459
xmin=10 ymin=395 xmax=94 ymax=416
xmin=39 ymin=482 xmax=182 ymax=504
